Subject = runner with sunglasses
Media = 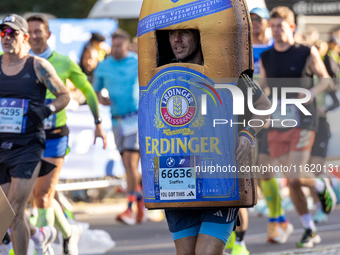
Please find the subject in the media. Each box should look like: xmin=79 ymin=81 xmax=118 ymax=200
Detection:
xmin=0 ymin=14 xmax=70 ymax=255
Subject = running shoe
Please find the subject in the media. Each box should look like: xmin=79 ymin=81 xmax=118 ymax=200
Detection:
xmin=296 ymin=228 xmax=321 ymax=248
xmin=136 ymin=200 xmax=148 ymax=224
xmin=317 ymin=178 xmax=336 ymax=214
xmin=313 ymin=208 xmax=328 ymax=224
xmin=63 ymin=224 xmax=83 ymax=255
xmin=230 ymin=243 xmax=249 ymax=255
xmin=225 ymin=231 xmax=236 ymax=249
xmin=116 ymin=209 xmax=136 ymax=225
xmin=34 ymin=226 xmax=57 ymax=255
xmin=267 ymin=221 xmax=294 ymax=244
xmin=2 ymin=231 xmax=10 ymax=244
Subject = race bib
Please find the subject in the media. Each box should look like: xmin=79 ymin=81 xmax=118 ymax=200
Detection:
xmin=44 ymin=99 xmax=57 ymax=130
xmin=0 ymin=98 xmax=29 ymax=133
xmin=120 ymin=112 xmax=138 ymax=136
xmin=271 ymin=100 xmax=300 ymax=128
xmin=156 ymin=156 xmax=197 ymax=201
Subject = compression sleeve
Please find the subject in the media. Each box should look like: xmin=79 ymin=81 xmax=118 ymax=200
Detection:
xmin=326 ymin=90 xmax=340 ymax=113
xmin=69 ymin=60 xmax=100 ymax=119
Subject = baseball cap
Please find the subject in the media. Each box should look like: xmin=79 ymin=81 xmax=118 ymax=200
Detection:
xmin=330 ymin=35 xmax=340 ymax=46
xmin=0 ymin=14 xmax=28 ymax=33
xmin=250 ymin=7 xmax=270 ymax=20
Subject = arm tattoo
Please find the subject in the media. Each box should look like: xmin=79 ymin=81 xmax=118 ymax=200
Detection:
xmin=35 ymin=59 xmax=61 ymax=93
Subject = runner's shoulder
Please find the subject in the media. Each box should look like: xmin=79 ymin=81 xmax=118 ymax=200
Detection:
xmin=32 ymin=55 xmax=57 ymax=76
xmin=48 ymin=51 xmax=72 ymax=69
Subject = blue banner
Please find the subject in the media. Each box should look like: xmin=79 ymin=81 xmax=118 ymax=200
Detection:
xmin=137 ymin=0 xmax=232 ymax=37
xmin=139 ymin=67 xmax=239 ymax=203
xmin=48 ymin=19 xmax=117 ymax=63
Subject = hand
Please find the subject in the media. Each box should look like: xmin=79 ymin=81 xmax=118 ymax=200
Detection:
xmin=94 ymin=123 xmax=107 ymax=149
xmin=236 ymin=136 xmax=252 ymax=164
xmin=98 ymin=94 xmax=112 ymax=106
xmin=25 ymin=106 xmax=52 ymax=126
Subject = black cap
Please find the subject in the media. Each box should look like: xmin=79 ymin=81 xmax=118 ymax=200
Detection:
xmin=0 ymin=14 xmax=28 ymax=33
xmin=91 ymin=32 xmax=105 ymax=42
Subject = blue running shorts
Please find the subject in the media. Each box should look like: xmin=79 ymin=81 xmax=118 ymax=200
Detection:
xmin=44 ymin=136 xmax=69 ymax=158
xmin=166 ymin=208 xmax=238 ymax=244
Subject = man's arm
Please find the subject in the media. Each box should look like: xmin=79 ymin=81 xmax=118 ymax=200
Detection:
xmin=236 ymin=93 xmax=271 ymax=163
xmin=236 ymin=74 xmax=272 ymax=163
xmin=33 ymin=57 xmax=70 ymax=113
xmin=68 ymin=60 xmax=107 ymax=149
xmin=308 ymin=46 xmax=335 ymax=96
xmin=68 ymin=60 xmax=101 ymax=119
xmin=259 ymin=59 xmax=271 ymax=97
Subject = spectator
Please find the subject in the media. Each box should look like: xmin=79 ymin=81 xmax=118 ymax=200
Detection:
xmin=84 ymin=32 xmax=111 ymax=61
xmin=79 ymin=46 xmax=99 ymax=84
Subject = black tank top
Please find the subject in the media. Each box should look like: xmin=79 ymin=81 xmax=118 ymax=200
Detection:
xmin=261 ymin=43 xmax=317 ymax=131
xmin=0 ymin=55 xmax=46 ymax=146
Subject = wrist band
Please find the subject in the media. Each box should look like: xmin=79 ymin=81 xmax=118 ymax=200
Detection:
xmin=239 ymin=127 xmax=255 ymax=146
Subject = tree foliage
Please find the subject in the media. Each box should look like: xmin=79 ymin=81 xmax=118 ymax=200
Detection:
xmin=0 ymin=0 xmax=97 ymax=18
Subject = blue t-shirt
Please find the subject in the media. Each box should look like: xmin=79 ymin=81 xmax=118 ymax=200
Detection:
xmin=93 ymin=52 xmax=139 ymax=125
xmin=253 ymin=38 xmax=274 ymax=78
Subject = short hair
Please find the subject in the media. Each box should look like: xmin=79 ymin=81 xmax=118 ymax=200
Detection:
xmin=111 ymin=28 xmax=131 ymax=42
xmin=270 ymin=6 xmax=295 ymax=25
xmin=26 ymin=14 xmax=49 ymax=31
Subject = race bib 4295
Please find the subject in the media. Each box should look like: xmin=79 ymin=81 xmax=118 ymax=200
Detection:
xmin=0 ymin=98 xmax=29 ymax=133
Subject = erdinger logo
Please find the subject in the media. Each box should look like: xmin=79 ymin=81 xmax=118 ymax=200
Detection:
xmin=161 ymin=86 xmax=197 ymax=127
xmin=171 ymin=0 xmax=180 ymax=2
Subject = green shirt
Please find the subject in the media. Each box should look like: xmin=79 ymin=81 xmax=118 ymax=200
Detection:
xmin=46 ymin=51 xmax=99 ymax=128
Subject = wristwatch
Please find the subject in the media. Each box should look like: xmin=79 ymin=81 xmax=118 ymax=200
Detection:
xmin=48 ymin=104 xmax=56 ymax=113
xmin=95 ymin=117 xmax=102 ymax=125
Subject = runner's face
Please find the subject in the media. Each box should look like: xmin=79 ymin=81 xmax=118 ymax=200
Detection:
xmin=1 ymin=26 xmax=24 ymax=54
xmin=82 ymin=49 xmax=98 ymax=72
xmin=270 ymin=18 xmax=294 ymax=43
xmin=169 ymin=30 xmax=201 ymax=64
xmin=251 ymin=14 xmax=268 ymax=35
xmin=28 ymin=21 xmax=50 ymax=54
xmin=111 ymin=37 xmax=129 ymax=60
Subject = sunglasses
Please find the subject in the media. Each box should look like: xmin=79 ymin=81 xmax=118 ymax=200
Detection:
xmin=0 ymin=29 xmax=20 ymax=38
xmin=251 ymin=17 xmax=263 ymax=23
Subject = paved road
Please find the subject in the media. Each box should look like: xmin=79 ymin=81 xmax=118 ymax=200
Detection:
xmin=75 ymin=203 xmax=340 ymax=255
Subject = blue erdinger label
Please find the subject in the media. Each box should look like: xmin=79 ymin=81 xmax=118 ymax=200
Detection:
xmin=139 ymin=67 xmax=239 ymax=203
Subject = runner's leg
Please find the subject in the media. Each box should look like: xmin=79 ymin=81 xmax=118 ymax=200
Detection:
xmin=174 ymin=236 xmax=197 ymax=255
xmin=8 ymin=162 xmax=41 ymax=254
xmin=231 ymin=208 xmax=249 ymax=254
xmin=34 ymin=157 xmax=73 ymax=238
xmin=196 ymin=234 xmax=225 ymax=255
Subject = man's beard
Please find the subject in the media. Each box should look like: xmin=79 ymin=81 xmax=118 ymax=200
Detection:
xmin=178 ymin=44 xmax=200 ymax=63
